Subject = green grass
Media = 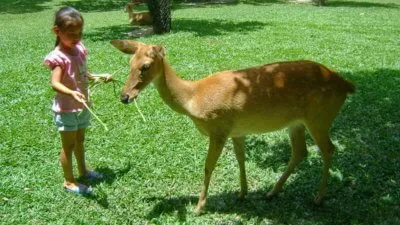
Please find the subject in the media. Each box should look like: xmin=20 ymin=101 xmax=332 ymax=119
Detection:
xmin=1 ymin=0 xmax=399 ymax=224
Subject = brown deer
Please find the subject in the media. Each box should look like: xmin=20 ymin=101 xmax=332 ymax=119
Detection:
xmin=125 ymin=1 xmax=153 ymax=26
xmin=111 ymin=40 xmax=355 ymax=214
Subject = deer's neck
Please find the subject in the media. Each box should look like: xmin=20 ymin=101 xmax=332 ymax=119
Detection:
xmin=153 ymin=59 xmax=195 ymax=115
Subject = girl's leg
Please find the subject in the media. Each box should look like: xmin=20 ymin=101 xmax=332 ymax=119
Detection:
xmin=60 ymin=131 xmax=77 ymax=184
xmin=60 ymin=129 xmax=91 ymax=193
xmin=74 ymin=128 xmax=88 ymax=177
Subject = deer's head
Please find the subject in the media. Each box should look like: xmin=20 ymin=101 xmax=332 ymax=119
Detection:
xmin=111 ymin=40 xmax=165 ymax=104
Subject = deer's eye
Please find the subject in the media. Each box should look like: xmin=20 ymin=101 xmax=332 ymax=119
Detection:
xmin=141 ymin=64 xmax=150 ymax=72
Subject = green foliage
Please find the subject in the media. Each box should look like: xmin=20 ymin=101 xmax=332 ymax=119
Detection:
xmin=1 ymin=0 xmax=399 ymax=224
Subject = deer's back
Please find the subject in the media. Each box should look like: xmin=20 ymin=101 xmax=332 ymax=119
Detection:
xmin=188 ymin=60 xmax=354 ymax=135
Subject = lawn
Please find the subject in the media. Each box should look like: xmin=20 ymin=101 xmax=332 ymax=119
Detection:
xmin=1 ymin=0 xmax=399 ymax=224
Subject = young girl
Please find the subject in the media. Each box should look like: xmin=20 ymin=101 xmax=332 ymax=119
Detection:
xmin=44 ymin=6 xmax=112 ymax=194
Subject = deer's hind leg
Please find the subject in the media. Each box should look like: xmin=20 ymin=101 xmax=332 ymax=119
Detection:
xmin=232 ymin=136 xmax=248 ymax=199
xmin=306 ymin=122 xmax=335 ymax=205
xmin=305 ymin=94 xmax=345 ymax=205
xmin=267 ymin=124 xmax=308 ymax=199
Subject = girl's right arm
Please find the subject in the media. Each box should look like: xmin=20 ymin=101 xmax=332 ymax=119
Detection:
xmin=51 ymin=66 xmax=86 ymax=102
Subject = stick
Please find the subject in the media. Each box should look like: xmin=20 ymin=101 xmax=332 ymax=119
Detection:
xmin=81 ymin=100 xmax=109 ymax=132
xmin=91 ymin=67 xmax=125 ymax=79
xmin=134 ymin=99 xmax=147 ymax=123
xmin=111 ymin=67 xmax=125 ymax=76
xmin=83 ymin=67 xmax=126 ymax=130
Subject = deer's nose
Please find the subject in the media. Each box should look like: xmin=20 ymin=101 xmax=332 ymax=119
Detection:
xmin=121 ymin=94 xmax=130 ymax=104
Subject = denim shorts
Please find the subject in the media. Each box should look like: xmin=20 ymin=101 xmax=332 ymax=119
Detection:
xmin=54 ymin=109 xmax=91 ymax=132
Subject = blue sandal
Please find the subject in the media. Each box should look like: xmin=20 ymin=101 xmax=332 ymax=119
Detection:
xmin=64 ymin=183 xmax=92 ymax=195
xmin=82 ymin=171 xmax=104 ymax=181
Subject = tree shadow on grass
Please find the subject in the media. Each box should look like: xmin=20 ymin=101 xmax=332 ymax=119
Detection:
xmin=241 ymin=0 xmax=286 ymax=5
xmin=144 ymin=68 xmax=400 ymax=223
xmin=326 ymin=0 xmax=399 ymax=8
xmin=246 ymin=135 xmax=292 ymax=171
xmin=0 ymin=0 xmax=52 ymax=14
xmin=173 ymin=18 xmax=268 ymax=37
xmin=84 ymin=19 xmax=268 ymax=42
xmin=85 ymin=24 xmax=134 ymax=42
xmin=60 ymin=0 xmax=126 ymax=13
xmin=171 ymin=0 xmax=283 ymax=11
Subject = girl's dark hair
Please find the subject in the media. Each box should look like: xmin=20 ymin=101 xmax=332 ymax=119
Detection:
xmin=53 ymin=6 xmax=84 ymax=46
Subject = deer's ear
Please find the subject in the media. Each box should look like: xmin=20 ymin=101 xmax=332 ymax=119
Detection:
xmin=110 ymin=40 xmax=142 ymax=54
xmin=152 ymin=45 xmax=166 ymax=59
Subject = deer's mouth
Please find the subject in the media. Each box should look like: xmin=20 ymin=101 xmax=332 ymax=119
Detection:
xmin=120 ymin=89 xmax=139 ymax=104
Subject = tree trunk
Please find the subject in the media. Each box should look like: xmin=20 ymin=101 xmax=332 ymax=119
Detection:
xmin=147 ymin=0 xmax=171 ymax=34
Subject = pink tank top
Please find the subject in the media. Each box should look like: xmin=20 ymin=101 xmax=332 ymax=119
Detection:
xmin=44 ymin=42 xmax=89 ymax=113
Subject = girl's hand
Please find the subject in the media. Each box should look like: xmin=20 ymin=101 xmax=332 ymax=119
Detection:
xmin=71 ymin=91 xmax=86 ymax=103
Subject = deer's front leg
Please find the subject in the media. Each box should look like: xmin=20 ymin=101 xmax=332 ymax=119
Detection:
xmin=195 ymin=135 xmax=227 ymax=215
xmin=232 ymin=136 xmax=248 ymax=199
